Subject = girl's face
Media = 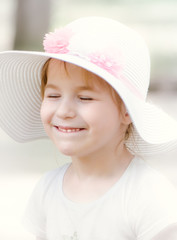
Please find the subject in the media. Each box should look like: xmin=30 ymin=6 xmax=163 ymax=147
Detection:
xmin=40 ymin=59 xmax=130 ymax=158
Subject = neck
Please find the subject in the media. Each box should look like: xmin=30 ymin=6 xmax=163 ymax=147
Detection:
xmin=70 ymin=143 xmax=134 ymax=180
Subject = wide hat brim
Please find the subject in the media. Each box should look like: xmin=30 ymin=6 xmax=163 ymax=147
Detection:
xmin=0 ymin=50 xmax=177 ymax=157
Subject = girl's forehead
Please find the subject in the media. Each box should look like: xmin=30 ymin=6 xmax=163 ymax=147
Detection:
xmin=48 ymin=58 xmax=90 ymax=77
xmin=47 ymin=58 xmax=106 ymax=89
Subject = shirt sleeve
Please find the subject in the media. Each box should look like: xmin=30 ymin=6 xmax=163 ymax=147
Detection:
xmin=131 ymin=172 xmax=177 ymax=240
xmin=22 ymin=168 xmax=60 ymax=239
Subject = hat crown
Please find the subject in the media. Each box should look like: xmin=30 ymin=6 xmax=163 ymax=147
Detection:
xmin=44 ymin=17 xmax=150 ymax=100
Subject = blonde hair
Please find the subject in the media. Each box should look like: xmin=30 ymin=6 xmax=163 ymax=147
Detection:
xmin=40 ymin=59 xmax=133 ymax=140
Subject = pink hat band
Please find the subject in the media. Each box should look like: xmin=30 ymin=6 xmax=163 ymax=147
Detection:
xmin=43 ymin=17 xmax=150 ymax=100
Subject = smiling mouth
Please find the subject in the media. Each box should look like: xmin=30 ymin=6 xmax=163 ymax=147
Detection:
xmin=54 ymin=126 xmax=85 ymax=133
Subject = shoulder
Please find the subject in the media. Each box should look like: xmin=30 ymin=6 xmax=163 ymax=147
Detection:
xmin=137 ymin=158 xmax=177 ymax=210
xmin=39 ymin=163 xmax=70 ymax=185
xmin=31 ymin=163 xmax=70 ymax=200
xmin=128 ymin=157 xmax=177 ymax=196
xmin=127 ymin=157 xmax=177 ymax=239
xmin=22 ymin=164 xmax=70 ymax=239
xmin=126 ymin=157 xmax=177 ymax=220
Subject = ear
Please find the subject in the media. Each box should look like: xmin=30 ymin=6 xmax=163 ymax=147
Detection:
xmin=121 ymin=103 xmax=132 ymax=125
xmin=124 ymin=111 xmax=132 ymax=124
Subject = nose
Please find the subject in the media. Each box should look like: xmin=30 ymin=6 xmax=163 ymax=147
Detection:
xmin=55 ymin=97 xmax=76 ymax=119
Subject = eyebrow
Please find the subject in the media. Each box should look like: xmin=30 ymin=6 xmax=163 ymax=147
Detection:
xmin=45 ymin=84 xmax=59 ymax=90
xmin=76 ymin=86 xmax=95 ymax=91
xmin=45 ymin=84 xmax=96 ymax=92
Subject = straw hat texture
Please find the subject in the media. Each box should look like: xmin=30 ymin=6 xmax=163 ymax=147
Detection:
xmin=0 ymin=16 xmax=177 ymax=156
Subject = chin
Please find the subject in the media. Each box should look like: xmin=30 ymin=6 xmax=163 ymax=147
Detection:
xmin=55 ymin=144 xmax=77 ymax=157
xmin=60 ymin=150 xmax=75 ymax=157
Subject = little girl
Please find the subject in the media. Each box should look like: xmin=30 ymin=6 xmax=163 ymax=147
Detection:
xmin=1 ymin=17 xmax=177 ymax=240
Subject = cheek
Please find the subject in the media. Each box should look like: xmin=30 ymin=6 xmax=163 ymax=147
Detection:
xmin=40 ymin=101 xmax=53 ymax=124
xmin=99 ymin=105 xmax=123 ymax=134
xmin=80 ymin=105 xmax=101 ymax=126
xmin=85 ymin=103 xmax=120 ymax=131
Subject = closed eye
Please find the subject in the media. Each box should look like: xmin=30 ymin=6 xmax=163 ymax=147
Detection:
xmin=47 ymin=95 xmax=61 ymax=98
xmin=80 ymin=97 xmax=93 ymax=101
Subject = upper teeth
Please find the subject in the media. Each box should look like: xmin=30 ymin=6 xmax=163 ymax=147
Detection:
xmin=58 ymin=127 xmax=81 ymax=133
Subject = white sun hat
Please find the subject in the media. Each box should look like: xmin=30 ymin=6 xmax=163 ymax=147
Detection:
xmin=0 ymin=16 xmax=177 ymax=156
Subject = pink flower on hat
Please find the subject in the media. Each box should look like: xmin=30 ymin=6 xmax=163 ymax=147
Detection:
xmin=43 ymin=28 xmax=72 ymax=54
xmin=89 ymin=51 xmax=124 ymax=78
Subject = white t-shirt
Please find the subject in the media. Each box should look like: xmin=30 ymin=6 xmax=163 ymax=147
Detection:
xmin=22 ymin=157 xmax=177 ymax=240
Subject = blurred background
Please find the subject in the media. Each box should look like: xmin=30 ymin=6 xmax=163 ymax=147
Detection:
xmin=0 ymin=0 xmax=177 ymax=239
